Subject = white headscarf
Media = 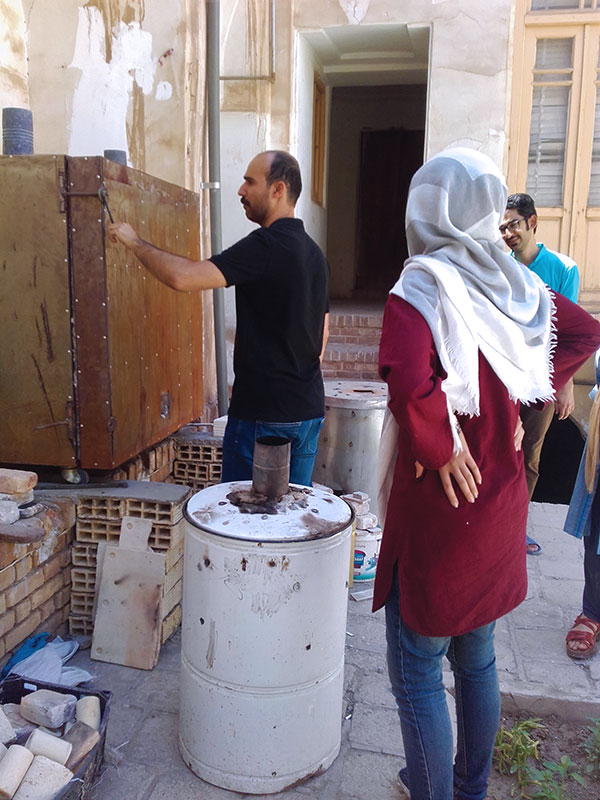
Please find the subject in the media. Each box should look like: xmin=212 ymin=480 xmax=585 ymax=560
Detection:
xmin=390 ymin=147 xmax=555 ymax=450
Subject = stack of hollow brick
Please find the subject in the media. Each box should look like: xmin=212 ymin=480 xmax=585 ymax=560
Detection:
xmin=171 ymin=429 xmax=223 ymax=492
xmin=68 ymin=483 xmax=191 ymax=645
xmin=0 ymin=501 xmax=74 ymax=663
xmin=111 ymin=438 xmax=177 ymax=482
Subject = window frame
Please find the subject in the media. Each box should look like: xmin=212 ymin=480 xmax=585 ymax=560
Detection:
xmin=311 ymin=73 xmax=326 ymax=206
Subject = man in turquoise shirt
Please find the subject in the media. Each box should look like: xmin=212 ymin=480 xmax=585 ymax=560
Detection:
xmin=501 ymin=193 xmax=580 ymax=554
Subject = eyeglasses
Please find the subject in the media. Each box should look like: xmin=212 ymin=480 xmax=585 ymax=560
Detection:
xmin=499 ymin=217 xmax=526 ymax=236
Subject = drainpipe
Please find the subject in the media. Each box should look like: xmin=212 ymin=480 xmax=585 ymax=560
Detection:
xmin=206 ymin=0 xmax=228 ymax=416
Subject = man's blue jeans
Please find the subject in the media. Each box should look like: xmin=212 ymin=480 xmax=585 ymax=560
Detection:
xmin=583 ymin=487 xmax=600 ymax=622
xmin=221 ymin=416 xmax=324 ymax=486
xmin=385 ymin=575 xmax=500 ymax=800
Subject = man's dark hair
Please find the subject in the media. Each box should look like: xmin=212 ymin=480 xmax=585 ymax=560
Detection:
xmin=506 ymin=193 xmax=537 ymax=219
xmin=265 ymin=151 xmax=302 ymax=205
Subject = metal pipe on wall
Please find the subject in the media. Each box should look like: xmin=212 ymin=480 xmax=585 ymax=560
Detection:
xmin=206 ymin=0 xmax=229 ymax=417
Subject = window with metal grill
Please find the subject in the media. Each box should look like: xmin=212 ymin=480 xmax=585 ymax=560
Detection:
xmin=588 ymin=47 xmax=600 ymax=205
xmin=311 ymin=74 xmax=326 ymax=205
xmin=526 ymin=37 xmax=573 ymax=206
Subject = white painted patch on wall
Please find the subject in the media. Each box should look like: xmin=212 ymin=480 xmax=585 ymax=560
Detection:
xmin=338 ymin=0 xmax=371 ymax=25
xmin=155 ymin=81 xmax=173 ymax=101
xmin=68 ymin=7 xmax=156 ymax=156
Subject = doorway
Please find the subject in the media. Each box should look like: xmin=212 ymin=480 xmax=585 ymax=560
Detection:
xmin=354 ymin=128 xmax=424 ymax=299
xmin=325 ymin=84 xmax=426 ymax=301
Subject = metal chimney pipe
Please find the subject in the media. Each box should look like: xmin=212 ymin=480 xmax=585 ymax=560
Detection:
xmin=252 ymin=436 xmax=291 ymax=499
xmin=103 ymin=149 xmax=127 ymax=165
xmin=2 ymin=108 xmax=33 ymax=155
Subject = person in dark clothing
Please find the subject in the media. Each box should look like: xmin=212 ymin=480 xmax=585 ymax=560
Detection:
xmin=108 ymin=151 xmax=329 ymax=484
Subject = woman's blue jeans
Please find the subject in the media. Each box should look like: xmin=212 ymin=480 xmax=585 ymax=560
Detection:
xmin=385 ymin=575 xmax=500 ymax=800
xmin=583 ymin=487 xmax=600 ymax=622
xmin=221 ymin=416 xmax=324 ymax=486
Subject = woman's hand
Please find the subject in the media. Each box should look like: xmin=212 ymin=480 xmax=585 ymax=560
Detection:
xmin=514 ymin=417 xmax=524 ymax=452
xmin=437 ymin=431 xmax=482 ymax=508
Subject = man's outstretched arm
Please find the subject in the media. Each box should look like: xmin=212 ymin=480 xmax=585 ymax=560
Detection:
xmin=108 ymin=222 xmax=227 ymax=292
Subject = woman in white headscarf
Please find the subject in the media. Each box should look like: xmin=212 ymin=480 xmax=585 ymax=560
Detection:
xmin=375 ymin=147 xmax=600 ymax=800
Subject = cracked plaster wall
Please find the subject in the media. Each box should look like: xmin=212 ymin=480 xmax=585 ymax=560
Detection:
xmin=15 ymin=0 xmax=191 ymax=185
xmin=0 ymin=0 xmax=29 ymax=107
xmin=0 ymin=0 xmax=218 ymax=419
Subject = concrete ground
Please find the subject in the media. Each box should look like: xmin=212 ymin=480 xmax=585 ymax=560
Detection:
xmin=66 ymin=501 xmax=599 ymax=800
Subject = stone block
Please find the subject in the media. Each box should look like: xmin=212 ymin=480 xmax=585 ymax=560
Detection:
xmin=0 ymin=501 xmax=19 ymax=524
xmin=1 ymin=705 xmax=36 ymax=740
xmin=0 ymin=469 xmax=37 ymax=495
xmin=20 ymin=690 xmax=77 ymax=729
xmin=63 ymin=721 xmax=99 ymax=772
xmin=0 ymin=706 xmax=16 ymax=745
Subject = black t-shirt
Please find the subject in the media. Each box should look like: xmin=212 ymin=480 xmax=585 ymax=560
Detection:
xmin=210 ymin=218 xmax=329 ymax=422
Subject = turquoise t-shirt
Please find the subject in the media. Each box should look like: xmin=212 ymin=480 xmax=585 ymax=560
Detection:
xmin=527 ymin=243 xmax=580 ymax=302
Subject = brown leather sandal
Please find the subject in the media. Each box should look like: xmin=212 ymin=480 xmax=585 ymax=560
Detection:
xmin=566 ymin=613 xmax=600 ymax=660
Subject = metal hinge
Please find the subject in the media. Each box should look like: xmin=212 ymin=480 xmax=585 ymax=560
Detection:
xmin=57 ymin=169 xmax=67 ymax=213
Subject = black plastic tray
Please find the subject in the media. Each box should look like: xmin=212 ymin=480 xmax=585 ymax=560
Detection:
xmin=0 ymin=675 xmax=111 ymax=800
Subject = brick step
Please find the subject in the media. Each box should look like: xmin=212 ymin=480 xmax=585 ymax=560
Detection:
xmin=322 ymin=342 xmax=380 ymax=381
xmin=328 ymin=311 xmax=383 ymax=330
xmin=323 ymin=342 xmax=379 ymax=364
xmin=327 ymin=332 xmax=381 ymax=346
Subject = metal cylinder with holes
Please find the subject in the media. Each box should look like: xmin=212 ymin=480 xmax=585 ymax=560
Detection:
xmin=311 ymin=380 xmax=388 ymax=517
xmin=179 ymin=481 xmax=353 ymax=794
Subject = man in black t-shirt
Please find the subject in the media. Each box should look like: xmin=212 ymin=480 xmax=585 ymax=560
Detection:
xmin=108 ymin=151 xmax=329 ymax=485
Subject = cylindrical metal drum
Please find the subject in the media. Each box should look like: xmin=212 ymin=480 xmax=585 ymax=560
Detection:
xmin=312 ymin=380 xmax=388 ymax=518
xmin=2 ymin=108 xmax=33 ymax=155
xmin=103 ymin=149 xmax=128 ymax=165
xmin=180 ymin=482 xmax=353 ymax=794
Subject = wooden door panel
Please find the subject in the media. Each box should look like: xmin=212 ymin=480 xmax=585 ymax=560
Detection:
xmin=0 ymin=156 xmax=76 ymax=467
xmin=98 ymin=159 xmax=203 ymax=468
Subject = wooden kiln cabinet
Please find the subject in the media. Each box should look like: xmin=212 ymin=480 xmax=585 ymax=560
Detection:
xmin=0 ymin=155 xmax=204 ymax=470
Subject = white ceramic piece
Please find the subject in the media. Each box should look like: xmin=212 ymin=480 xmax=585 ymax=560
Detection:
xmin=75 ymin=697 xmax=100 ymax=731
xmin=25 ymin=730 xmax=71 ymax=766
xmin=0 ymin=745 xmax=34 ymax=799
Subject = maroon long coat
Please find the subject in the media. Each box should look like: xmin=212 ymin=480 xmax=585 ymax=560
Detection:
xmin=373 ymin=292 xmax=600 ymax=636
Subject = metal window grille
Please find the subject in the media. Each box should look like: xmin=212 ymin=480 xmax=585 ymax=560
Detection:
xmin=526 ymin=38 xmax=574 ymax=206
